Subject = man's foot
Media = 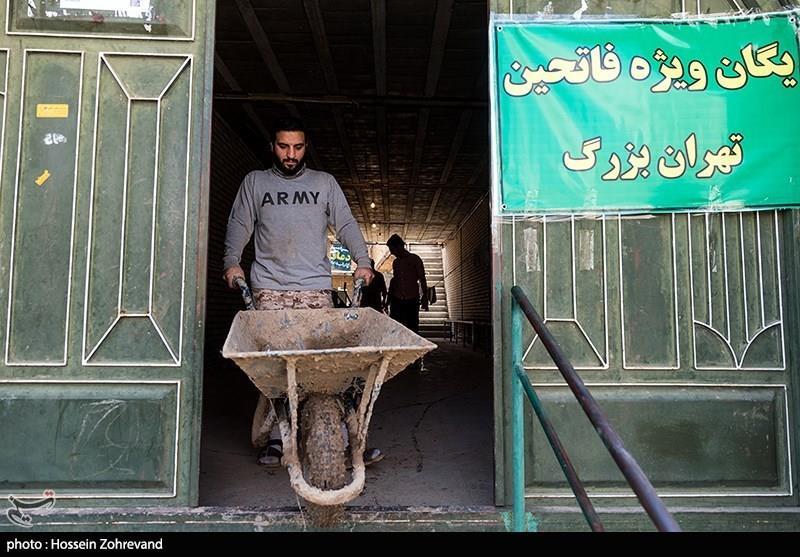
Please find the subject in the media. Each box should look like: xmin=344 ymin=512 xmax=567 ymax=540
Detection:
xmin=410 ymin=359 xmax=427 ymax=373
xmin=364 ymin=448 xmax=384 ymax=466
xmin=256 ymin=439 xmax=283 ymax=468
xmin=347 ymin=447 xmax=385 ymax=469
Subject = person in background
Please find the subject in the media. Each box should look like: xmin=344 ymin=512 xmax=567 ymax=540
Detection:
xmin=359 ymin=259 xmax=387 ymax=313
xmin=386 ymin=234 xmax=429 ymax=370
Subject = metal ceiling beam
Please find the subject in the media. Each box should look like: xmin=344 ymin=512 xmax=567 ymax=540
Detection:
xmin=334 ymin=112 xmax=360 ymax=184
xmin=371 ymin=0 xmax=390 ymax=240
xmin=411 ymin=109 xmax=430 ymax=185
xmin=418 ymin=188 xmax=443 ymax=242
xmin=440 ymin=61 xmax=486 ymax=185
xmin=214 ymin=92 xmax=487 ymax=109
xmin=343 ymin=182 xmax=488 ymax=191
xmin=232 ymin=0 xmax=322 ymax=169
xmin=440 ymin=110 xmax=472 ymax=184
xmin=376 ymin=107 xmax=389 ymax=188
xmin=447 ymin=192 xmax=489 ymax=242
xmin=411 ymin=0 xmax=455 ymax=184
xmin=303 ymin=0 xmax=338 ymax=93
xmin=233 ymin=0 xmax=290 ymax=93
xmin=371 ymin=0 xmax=387 ymax=96
xmin=437 ymin=192 xmax=468 ymax=243
xmin=469 ymin=152 xmax=490 ymax=186
xmin=213 ymin=53 xmax=270 ymax=165
xmin=381 ymin=184 xmax=390 ymax=241
xmin=353 ymin=187 xmax=373 ymax=243
xmin=403 ymin=187 xmax=416 ymax=240
xmin=302 ymin=0 xmax=361 ymax=186
xmin=357 ymin=220 xmax=449 ymax=226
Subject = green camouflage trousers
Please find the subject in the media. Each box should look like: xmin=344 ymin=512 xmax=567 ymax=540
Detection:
xmin=252 ymin=288 xmax=334 ymax=310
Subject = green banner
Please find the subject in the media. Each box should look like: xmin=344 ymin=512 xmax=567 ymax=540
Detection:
xmin=330 ymin=242 xmax=352 ymax=272
xmin=493 ymin=13 xmax=800 ymax=212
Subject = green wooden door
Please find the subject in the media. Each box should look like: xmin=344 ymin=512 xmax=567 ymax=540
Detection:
xmin=497 ymin=210 xmax=798 ymax=506
xmin=0 ymin=1 xmax=214 ymax=506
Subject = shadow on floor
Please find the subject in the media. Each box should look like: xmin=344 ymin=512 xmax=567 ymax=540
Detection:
xmin=199 ymin=341 xmax=494 ymax=508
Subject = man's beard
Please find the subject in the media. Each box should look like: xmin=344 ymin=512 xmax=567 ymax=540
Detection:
xmin=272 ymin=152 xmax=305 ymax=176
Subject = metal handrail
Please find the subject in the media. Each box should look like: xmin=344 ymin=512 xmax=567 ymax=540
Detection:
xmin=510 ymin=285 xmax=681 ymax=533
xmin=513 ymin=362 xmax=604 ymax=532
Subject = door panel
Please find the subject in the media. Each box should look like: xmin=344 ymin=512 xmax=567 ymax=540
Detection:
xmin=689 ymin=212 xmax=785 ymax=370
xmin=516 ymin=217 xmax=609 ymax=370
xmin=526 ymin=384 xmax=790 ymax=496
xmin=84 ymin=54 xmax=191 ymax=367
xmin=0 ymin=1 xmax=213 ymax=505
xmin=501 ymin=211 xmax=797 ymax=504
xmin=6 ymin=50 xmax=82 ymax=366
xmin=0 ymin=381 xmax=178 ymax=495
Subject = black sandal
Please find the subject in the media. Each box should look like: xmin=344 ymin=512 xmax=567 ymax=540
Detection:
xmin=256 ymin=439 xmax=283 ymax=468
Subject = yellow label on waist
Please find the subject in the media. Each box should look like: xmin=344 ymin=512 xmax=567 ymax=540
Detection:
xmin=36 ymin=104 xmax=69 ymax=118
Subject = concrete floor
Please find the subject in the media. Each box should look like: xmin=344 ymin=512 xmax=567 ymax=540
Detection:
xmin=199 ymin=341 xmax=495 ymax=508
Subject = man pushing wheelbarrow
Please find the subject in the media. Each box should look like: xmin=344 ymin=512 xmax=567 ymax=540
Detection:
xmin=221 ymin=117 xmax=435 ymax=526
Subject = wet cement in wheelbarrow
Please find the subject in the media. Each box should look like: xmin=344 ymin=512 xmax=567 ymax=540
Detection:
xmin=199 ymin=341 xmax=494 ymax=507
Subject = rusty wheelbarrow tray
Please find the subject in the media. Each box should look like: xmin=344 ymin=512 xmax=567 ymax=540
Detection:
xmin=222 ymin=306 xmax=436 ymax=506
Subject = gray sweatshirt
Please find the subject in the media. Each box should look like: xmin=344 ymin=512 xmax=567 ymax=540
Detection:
xmin=223 ymin=165 xmax=370 ymax=290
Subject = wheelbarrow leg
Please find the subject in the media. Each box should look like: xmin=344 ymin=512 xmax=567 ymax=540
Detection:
xmin=274 ymin=388 xmax=349 ymax=527
xmin=275 ymin=358 xmax=354 ymax=526
xmin=250 ymin=394 xmax=277 ymax=449
xmin=273 ymin=355 xmax=395 ymax=527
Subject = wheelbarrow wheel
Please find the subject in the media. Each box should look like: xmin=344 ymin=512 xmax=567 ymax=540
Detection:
xmin=300 ymin=394 xmax=347 ymax=528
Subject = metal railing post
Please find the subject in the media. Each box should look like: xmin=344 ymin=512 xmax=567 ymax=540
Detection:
xmin=511 ymin=297 xmax=525 ymax=532
xmin=514 ymin=363 xmax=604 ymax=532
xmin=510 ymin=285 xmax=681 ymax=532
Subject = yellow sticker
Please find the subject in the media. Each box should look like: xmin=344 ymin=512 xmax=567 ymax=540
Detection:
xmin=35 ymin=170 xmax=51 ymax=186
xmin=36 ymin=104 xmax=69 ymax=119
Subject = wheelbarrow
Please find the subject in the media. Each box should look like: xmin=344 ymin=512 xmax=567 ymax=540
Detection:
xmin=222 ymin=278 xmax=436 ymax=524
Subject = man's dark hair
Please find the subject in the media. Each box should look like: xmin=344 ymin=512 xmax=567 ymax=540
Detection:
xmin=387 ymin=234 xmax=405 ymax=249
xmin=270 ymin=116 xmax=306 ymax=142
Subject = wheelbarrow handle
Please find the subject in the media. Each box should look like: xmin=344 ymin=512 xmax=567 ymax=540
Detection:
xmin=351 ymin=277 xmax=365 ymax=308
xmin=233 ymin=276 xmax=255 ymax=310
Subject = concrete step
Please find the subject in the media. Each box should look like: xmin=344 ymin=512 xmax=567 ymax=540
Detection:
xmin=410 ymin=245 xmax=448 ymax=329
xmin=22 ymin=506 xmax=512 ymax=532
xmin=420 ymin=327 xmax=448 ymax=332
xmin=30 ymin=505 xmax=800 ymax=532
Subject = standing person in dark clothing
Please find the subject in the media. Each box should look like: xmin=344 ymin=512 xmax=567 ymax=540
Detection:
xmin=359 ymin=259 xmax=387 ymax=312
xmin=386 ymin=234 xmax=428 ymax=335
